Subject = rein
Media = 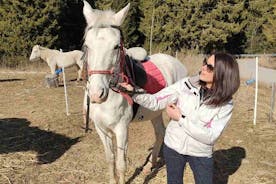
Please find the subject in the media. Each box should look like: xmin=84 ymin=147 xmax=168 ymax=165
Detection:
xmin=82 ymin=25 xmax=133 ymax=105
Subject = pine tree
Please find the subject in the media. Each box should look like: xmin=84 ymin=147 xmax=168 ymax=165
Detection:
xmin=140 ymin=0 xmax=188 ymax=53
xmin=58 ymin=0 xmax=87 ymax=51
xmin=202 ymin=0 xmax=245 ymax=53
xmin=153 ymin=0 xmax=186 ymax=53
xmin=139 ymin=0 xmax=245 ymax=53
xmin=0 ymin=0 xmax=63 ymax=57
xmin=139 ymin=0 xmax=154 ymax=51
xmin=95 ymin=0 xmax=112 ymax=10
xmin=262 ymin=2 xmax=276 ymax=53
xmin=241 ymin=0 xmax=274 ymax=53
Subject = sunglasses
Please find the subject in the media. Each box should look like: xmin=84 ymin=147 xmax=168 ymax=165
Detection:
xmin=202 ymin=58 xmax=214 ymax=73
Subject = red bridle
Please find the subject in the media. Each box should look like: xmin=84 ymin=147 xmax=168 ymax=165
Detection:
xmin=87 ymin=39 xmax=126 ymax=78
xmin=84 ymin=34 xmax=133 ymax=105
xmin=88 ymin=69 xmax=113 ymax=76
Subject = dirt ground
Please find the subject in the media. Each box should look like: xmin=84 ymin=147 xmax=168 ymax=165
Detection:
xmin=0 ymin=64 xmax=275 ymax=184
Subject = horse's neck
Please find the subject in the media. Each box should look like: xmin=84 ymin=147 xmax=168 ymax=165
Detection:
xmin=102 ymin=90 xmax=132 ymax=121
xmin=70 ymin=50 xmax=80 ymax=60
xmin=106 ymin=90 xmax=131 ymax=109
xmin=40 ymin=47 xmax=58 ymax=61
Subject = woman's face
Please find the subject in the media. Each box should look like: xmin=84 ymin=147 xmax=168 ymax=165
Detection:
xmin=199 ymin=55 xmax=215 ymax=88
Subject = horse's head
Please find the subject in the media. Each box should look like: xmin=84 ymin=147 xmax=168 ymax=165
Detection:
xmin=29 ymin=45 xmax=41 ymax=61
xmin=82 ymin=1 xmax=130 ymax=104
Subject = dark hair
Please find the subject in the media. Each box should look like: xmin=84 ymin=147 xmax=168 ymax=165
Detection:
xmin=204 ymin=53 xmax=240 ymax=107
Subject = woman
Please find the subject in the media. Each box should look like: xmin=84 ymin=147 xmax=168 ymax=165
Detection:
xmin=120 ymin=52 xmax=240 ymax=184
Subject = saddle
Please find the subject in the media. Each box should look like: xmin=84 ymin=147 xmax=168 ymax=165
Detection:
xmin=124 ymin=47 xmax=167 ymax=120
xmin=124 ymin=47 xmax=148 ymax=88
xmin=110 ymin=47 xmax=167 ymax=119
xmin=109 ymin=47 xmax=166 ymax=95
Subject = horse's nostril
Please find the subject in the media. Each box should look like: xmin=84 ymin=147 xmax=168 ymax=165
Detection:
xmin=99 ymin=89 xmax=105 ymax=98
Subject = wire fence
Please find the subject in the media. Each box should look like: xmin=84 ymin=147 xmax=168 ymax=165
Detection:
xmin=237 ymin=71 xmax=276 ymax=125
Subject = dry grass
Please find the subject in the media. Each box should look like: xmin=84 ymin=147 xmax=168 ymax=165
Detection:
xmin=258 ymin=56 xmax=276 ymax=69
xmin=177 ymin=52 xmax=204 ymax=75
xmin=0 ymin=57 xmax=276 ymax=184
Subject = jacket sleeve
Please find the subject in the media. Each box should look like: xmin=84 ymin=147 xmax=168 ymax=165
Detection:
xmin=132 ymin=78 xmax=186 ymax=111
xmin=179 ymin=104 xmax=233 ymax=145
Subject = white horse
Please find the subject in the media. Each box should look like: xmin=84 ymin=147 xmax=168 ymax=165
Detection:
xmin=82 ymin=1 xmax=187 ymax=183
xmin=29 ymin=45 xmax=84 ymax=81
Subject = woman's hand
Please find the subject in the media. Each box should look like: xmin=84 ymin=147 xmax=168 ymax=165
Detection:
xmin=166 ymin=104 xmax=181 ymax=121
xmin=118 ymin=82 xmax=134 ymax=92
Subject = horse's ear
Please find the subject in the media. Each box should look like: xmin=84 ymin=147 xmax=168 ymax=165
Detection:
xmin=83 ymin=0 xmax=96 ymax=26
xmin=114 ymin=3 xmax=130 ymax=26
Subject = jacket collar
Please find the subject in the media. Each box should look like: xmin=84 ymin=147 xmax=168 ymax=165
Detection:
xmin=188 ymin=74 xmax=200 ymax=88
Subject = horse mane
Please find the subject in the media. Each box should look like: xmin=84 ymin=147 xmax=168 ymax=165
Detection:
xmin=38 ymin=45 xmax=58 ymax=52
xmin=35 ymin=45 xmax=59 ymax=61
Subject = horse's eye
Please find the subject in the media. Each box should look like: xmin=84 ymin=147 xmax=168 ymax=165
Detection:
xmin=114 ymin=45 xmax=120 ymax=50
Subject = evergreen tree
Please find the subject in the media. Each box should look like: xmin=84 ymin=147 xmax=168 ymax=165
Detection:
xmin=198 ymin=0 xmax=245 ymax=53
xmin=140 ymin=0 xmax=245 ymax=54
xmin=241 ymin=0 xmax=274 ymax=53
xmin=179 ymin=0 xmax=212 ymax=52
xmin=58 ymin=0 xmax=87 ymax=51
xmin=153 ymin=0 xmax=186 ymax=53
xmin=262 ymin=2 xmax=276 ymax=53
xmin=0 ymin=0 xmax=63 ymax=56
xmin=139 ymin=0 xmax=154 ymax=51
xmin=140 ymin=0 xmax=187 ymax=53
xmin=95 ymin=0 xmax=112 ymax=10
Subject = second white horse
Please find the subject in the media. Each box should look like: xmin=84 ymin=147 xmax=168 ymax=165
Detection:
xmin=29 ymin=45 xmax=84 ymax=81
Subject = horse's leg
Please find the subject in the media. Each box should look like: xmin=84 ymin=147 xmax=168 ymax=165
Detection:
xmin=114 ymin=124 xmax=128 ymax=184
xmin=76 ymin=61 xmax=83 ymax=81
xmin=82 ymin=92 xmax=88 ymax=128
xmin=143 ymin=114 xmax=165 ymax=174
xmin=49 ymin=63 xmax=56 ymax=74
xmin=77 ymin=68 xmax=82 ymax=81
xmin=95 ymin=125 xmax=117 ymax=184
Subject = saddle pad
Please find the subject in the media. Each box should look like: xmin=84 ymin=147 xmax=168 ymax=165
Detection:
xmin=141 ymin=61 xmax=166 ymax=94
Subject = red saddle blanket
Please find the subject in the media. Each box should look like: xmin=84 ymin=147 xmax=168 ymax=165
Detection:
xmin=141 ymin=61 xmax=166 ymax=94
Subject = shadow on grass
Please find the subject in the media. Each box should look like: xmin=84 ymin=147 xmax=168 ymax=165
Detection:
xmin=126 ymin=146 xmax=245 ymax=184
xmin=0 ymin=118 xmax=80 ymax=164
xmin=126 ymin=148 xmax=165 ymax=184
xmin=213 ymin=146 xmax=246 ymax=184
xmin=0 ymin=79 xmax=25 ymax=82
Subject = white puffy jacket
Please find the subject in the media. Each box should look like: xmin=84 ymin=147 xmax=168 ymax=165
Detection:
xmin=132 ymin=75 xmax=233 ymax=157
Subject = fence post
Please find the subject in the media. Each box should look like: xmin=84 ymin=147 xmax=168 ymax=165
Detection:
xmin=62 ymin=66 xmax=70 ymax=116
xmin=253 ymin=57 xmax=259 ymax=126
xmin=269 ymin=82 xmax=275 ymax=122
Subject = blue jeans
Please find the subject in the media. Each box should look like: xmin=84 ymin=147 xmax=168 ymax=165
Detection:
xmin=163 ymin=144 xmax=213 ymax=184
